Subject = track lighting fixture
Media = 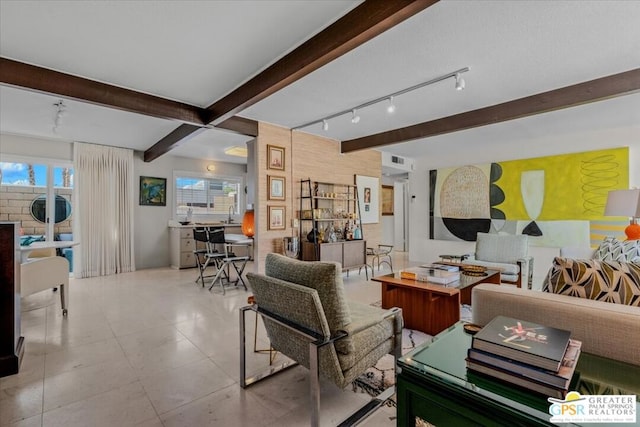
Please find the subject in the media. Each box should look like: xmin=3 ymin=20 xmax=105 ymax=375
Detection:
xmin=455 ymin=73 xmax=465 ymax=91
xmin=351 ymin=109 xmax=360 ymax=124
xmin=52 ymin=100 xmax=66 ymax=133
xmin=386 ymin=96 xmax=396 ymax=114
xmin=293 ymin=67 xmax=470 ymax=131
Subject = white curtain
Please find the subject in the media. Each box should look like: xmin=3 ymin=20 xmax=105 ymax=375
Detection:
xmin=73 ymin=142 xmax=135 ymax=277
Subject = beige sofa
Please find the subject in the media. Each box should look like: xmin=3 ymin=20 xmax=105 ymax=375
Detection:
xmin=471 ymin=283 xmax=639 ymax=366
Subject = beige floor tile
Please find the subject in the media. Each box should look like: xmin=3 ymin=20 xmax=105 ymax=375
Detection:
xmin=43 ymin=338 xmax=126 ymax=378
xmin=118 ymin=330 xmax=206 ymax=379
xmin=140 ymin=358 xmax=235 ymax=414
xmin=0 ymin=382 xmax=43 ymax=425
xmin=107 ymin=312 xmax=173 ymax=337
xmin=160 ymin=384 xmax=277 ymax=427
xmin=43 ymin=358 xmax=137 ymax=411
xmin=41 ymin=382 xmax=157 ymax=427
xmin=2 ymin=413 xmax=42 ymax=427
xmin=0 ymin=355 xmax=45 ymax=391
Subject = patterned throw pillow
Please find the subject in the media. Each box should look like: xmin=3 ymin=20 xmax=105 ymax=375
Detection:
xmin=543 ymin=257 xmax=640 ymax=306
xmin=594 ymin=237 xmax=640 ymax=262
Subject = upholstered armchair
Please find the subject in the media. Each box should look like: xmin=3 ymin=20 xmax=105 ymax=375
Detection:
xmin=240 ymin=253 xmax=402 ymax=427
xmin=20 ymin=256 xmax=69 ymax=315
xmin=464 ymin=232 xmax=533 ymax=289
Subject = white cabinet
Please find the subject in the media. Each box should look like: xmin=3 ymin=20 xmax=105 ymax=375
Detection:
xmin=169 ymin=227 xmax=196 ymax=269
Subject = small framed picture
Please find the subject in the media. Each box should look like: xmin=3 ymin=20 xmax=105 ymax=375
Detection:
xmin=267 ymin=145 xmax=285 ymax=171
xmin=268 ymin=175 xmax=286 ymax=201
xmin=139 ymin=176 xmax=166 ymax=206
xmin=268 ymin=206 xmax=286 ymax=230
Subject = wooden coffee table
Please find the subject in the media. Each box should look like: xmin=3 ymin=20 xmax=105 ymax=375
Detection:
xmin=371 ymin=269 xmax=500 ymax=335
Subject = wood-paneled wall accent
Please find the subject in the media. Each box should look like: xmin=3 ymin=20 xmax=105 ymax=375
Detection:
xmin=254 ymin=123 xmax=293 ymax=272
xmin=253 ymin=125 xmax=382 ymax=273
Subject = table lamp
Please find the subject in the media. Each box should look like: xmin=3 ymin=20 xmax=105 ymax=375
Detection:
xmin=242 ymin=204 xmax=254 ymax=238
xmin=604 ymin=189 xmax=640 ymax=240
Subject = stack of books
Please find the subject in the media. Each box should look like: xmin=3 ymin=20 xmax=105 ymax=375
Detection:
xmin=466 ymin=315 xmax=581 ymax=398
xmin=400 ymin=267 xmax=460 ymax=284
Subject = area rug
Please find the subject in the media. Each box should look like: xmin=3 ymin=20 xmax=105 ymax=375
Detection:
xmin=351 ymin=303 xmax=473 ymax=405
xmin=351 ymin=328 xmax=432 ymax=402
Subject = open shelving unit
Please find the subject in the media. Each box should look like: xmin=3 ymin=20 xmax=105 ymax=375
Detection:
xmin=299 ymin=178 xmax=368 ymax=278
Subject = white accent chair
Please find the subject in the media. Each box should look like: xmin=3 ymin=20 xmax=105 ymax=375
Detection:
xmin=464 ymin=232 xmax=533 ymax=289
xmin=21 ymin=256 xmax=69 ymax=315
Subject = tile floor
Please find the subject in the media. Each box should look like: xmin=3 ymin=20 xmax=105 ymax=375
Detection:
xmin=1 ymin=253 xmax=416 ymax=427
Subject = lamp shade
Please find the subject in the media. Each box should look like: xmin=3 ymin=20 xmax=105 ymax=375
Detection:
xmin=604 ymin=189 xmax=640 ymax=217
xmin=604 ymin=189 xmax=640 ymax=240
xmin=242 ymin=208 xmax=254 ymax=238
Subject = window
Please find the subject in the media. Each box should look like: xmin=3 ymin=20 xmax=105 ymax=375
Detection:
xmin=0 ymin=159 xmax=74 ymax=239
xmin=175 ymin=174 xmax=243 ymax=217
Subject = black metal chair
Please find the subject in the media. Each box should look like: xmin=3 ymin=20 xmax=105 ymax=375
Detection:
xmin=194 ymin=227 xmax=226 ymax=287
xmin=208 ymin=236 xmax=250 ymax=295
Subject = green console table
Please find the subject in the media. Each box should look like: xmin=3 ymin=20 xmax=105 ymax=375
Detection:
xmin=396 ymin=322 xmax=639 ymax=427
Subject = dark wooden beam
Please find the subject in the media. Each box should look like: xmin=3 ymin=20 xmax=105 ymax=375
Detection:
xmin=216 ymin=116 xmax=259 ymax=137
xmin=0 ymin=57 xmax=207 ymax=125
xmin=145 ymin=0 xmax=438 ymax=162
xmin=143 ymin=124 xmax=205 ymax=162
xmin=341 ymin=68 xmax=640 ymax=153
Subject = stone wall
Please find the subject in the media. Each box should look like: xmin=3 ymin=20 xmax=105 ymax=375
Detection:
xmin=0 ymin=185 xmax=73 ymax=235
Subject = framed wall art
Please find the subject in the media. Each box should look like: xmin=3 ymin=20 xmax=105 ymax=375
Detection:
xmin=267 ymin=145 xmax=285 ymax=171
xmin=268 ymin=205 xmax=286 ymax=230
xmin=139 ymin=176 xmax=166 ymax=206
xmin=355 ymin=175 xmax=379 ymax=224
xmin=268 ymin=175 xmax=286 ymax=201
xmin=382 ymin=185 xmax=394 ymax=216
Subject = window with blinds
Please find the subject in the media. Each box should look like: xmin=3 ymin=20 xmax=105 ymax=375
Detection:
xmin=175 ymin=175 xmax=242 ymax=216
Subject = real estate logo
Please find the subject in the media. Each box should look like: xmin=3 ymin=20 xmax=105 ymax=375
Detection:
xmin=548 ymin=391 xmax=636 ymax=423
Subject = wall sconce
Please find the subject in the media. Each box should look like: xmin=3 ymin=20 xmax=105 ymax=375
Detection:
xmin=604 ymin=189 xmax=640 ymax=240
xmin=206 ymin=164 xmax=216 ymax=172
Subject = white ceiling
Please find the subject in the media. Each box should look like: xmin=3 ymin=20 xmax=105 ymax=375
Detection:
xmin=1 ymin=1 xmax=639 ymax=166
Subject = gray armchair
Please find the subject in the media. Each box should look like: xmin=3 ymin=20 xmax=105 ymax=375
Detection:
xmin=240 ymin=253 xmax=402 ymax=427
xmin=464 ymin=232 xmax=533 ymax=289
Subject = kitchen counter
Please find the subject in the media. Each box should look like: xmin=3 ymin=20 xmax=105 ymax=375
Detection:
xmin=168 ymin=220 xmax=240 ymax=228
xmin=168 ymin=220 xmax=248 ymax=269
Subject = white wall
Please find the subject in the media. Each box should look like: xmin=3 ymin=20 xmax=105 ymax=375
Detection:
xmin=407 ymin=129 xmax=640 ymax=288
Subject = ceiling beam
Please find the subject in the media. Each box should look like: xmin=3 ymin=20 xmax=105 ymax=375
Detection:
xmin=216 ymin=116 xmax=259 ymax=137
xmin=341 ymin=68 xmax=640 ymax=153
xmin=143 ymin=124 xmax=205 ymax=162
xmin=144 ymin=0 xmax=438 ymax=162
xmin=0 ymin=57 xmax=207 ymax=126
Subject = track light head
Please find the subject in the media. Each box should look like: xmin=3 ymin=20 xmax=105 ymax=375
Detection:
xmin=322 ymin=119 xmax=329 ymax=131
xmin=455 ymin=73 xmax=465 ymax=91
xmin=351 ymin=109 xmax=360 ymax=124
xmin=386 ymin=96 xmax=396 ymax=114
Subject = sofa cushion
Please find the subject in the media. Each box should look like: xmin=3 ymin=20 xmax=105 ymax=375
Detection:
xmin=543 ymin=257 xmax=640 ymax=306
xmin=594 ymin=236 xmax=640 ymax=263
xmin=475 ymin=232 xmax=528 ymax=264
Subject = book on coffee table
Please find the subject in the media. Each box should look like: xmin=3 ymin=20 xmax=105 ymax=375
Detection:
xmin=472 ymin=316 xmax=571 ymax=372
xmin=468 ymin=339 xmax=582 ymax=389
xmin=400 ymin=267 xmax=460 ymax=284
xmin=465 ymin=359 xmax=573 ymax=399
